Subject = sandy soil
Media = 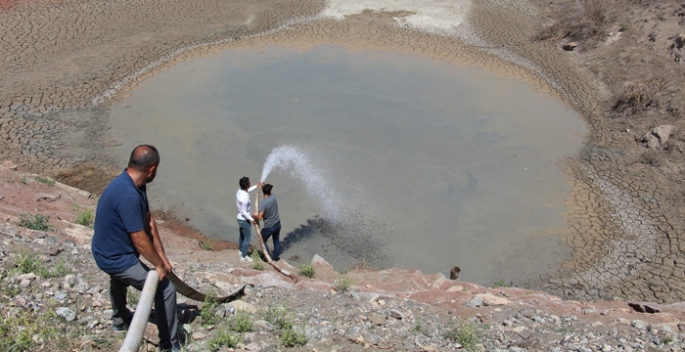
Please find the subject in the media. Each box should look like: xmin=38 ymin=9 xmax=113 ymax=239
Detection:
xmin=1 ymin=0 xmax=685 ymax=303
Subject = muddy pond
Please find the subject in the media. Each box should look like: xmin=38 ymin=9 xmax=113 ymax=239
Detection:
xmin=107 ymin=45 xmax=587 ymax=285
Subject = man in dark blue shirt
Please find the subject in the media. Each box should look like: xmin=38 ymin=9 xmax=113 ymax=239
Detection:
xmin=92 ymin=145 xmax=179 ymax=351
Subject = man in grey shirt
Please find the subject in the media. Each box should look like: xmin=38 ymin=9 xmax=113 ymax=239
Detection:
xmin=254 ymin=184 xmax=281 ymax=261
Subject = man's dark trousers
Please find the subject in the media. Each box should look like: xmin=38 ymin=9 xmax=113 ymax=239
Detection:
xmin=261 ymin=221 xmax=281 ymax=260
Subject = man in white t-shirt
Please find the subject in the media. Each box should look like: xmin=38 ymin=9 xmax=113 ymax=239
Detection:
xmin=236 ymin=176 xmax=262 ymax=262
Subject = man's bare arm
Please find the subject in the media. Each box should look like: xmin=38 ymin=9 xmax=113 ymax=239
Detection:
xmin=147 ymin=213 xmax=172 ymax=273
xmin=254 ymin=211 xmax=264 ymax=222
xmin=130 ymin=229 xmax=168 ymax=281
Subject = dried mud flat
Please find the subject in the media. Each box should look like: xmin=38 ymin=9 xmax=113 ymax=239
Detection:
xmin=1 ymin=0 xmax=685 ymax=304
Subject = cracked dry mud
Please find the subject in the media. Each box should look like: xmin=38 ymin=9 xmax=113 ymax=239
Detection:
xmin=2 ymin=0 xmax=685 ymax=303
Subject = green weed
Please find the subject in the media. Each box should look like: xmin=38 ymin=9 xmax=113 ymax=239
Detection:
xmin=262 ymin=305 xmax=292 ymax=330
xmin=199 ymin=239 xmax=214 ymax=251
xmin=251 ymin=251 xmax=264 ymax=271
xmin=73 ymin=207 xmax=94 ymax=228
xmin=200 ymin=291 xmax=220 ymax=326
xmin=279 ymin=326 xmax=308 ymax=347
xmin=208 ymin=323 xmax=240 ymax=351
xmin=334 ymin=274 xmax=352 ymax=292
xmin=492 ymin=280 xmax=509 ymax=288
xmin=18 ymin=213 xmax=53 ymax=232
xmin=37 ymin=259 xmax=67 ymax=278
xmin=414 ymin=318 xmax=426 ymax=334
xmin=298 ymin=263 xmax=315 ymax=278
xmin=127 ymin=287 xmax=140 ymax=307
xmin=34 ymin=176 xmax=55 ymax=186
xmin=444 ymin=319 xmax=479 ymax=351
xmin=230 ymin=311 xmax=252 ymax=333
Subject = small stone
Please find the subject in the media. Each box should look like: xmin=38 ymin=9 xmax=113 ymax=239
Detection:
xmin=192 ymin=332 xmax=206 ymax=340
xmin=632 ymin=320 xmax=649 ymax=330
xmin=183 ymin=324 xmax=193 ymax=335
xmin=464 ymin=295 xmax=483 ymax=307
xmin=229 ymin=300 xmax=256 ymax=314
xmin=389 ymin=309 xmax=404 ymax=320
xmin=244 ymin=342 xmax=261 ymax=351
xmin=102 ymin=309 xmax=113 ymax=320
xmin=56 ymin=307 xmax=76 ymax=322
xmin=562 ymin=42 xmax=579 ymax=51
xmin=253 ymin=320 xmax=274 ymax=332
xmin=446 ymin=285 xmax=463 ymax=292
xmin=582 ymin=308 xmax=596 ymax=315
xmin=368 ymin=313 xmax=385 ymax=326
xmin=17 ymin=273 xmax=37 ymax=281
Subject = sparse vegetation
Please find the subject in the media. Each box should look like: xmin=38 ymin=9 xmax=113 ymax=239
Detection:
xmin=20 ymin=176 xmax=27 ymax=184
xmin=73 ymin=207 xmax=94 ymax=228
xmin=260 ymin=305 xmax=307 ymax=346
xmin=262 ymin=305 xmax=293 ymax=330
xmin=298 ymin=263 xmax=315 ymax=278
xmin=492 ymin=280 xmax=509 ymax=288
xmin=334 ymin=274 xmax=352 ymax=292
xmin=127 ymin=287 xmax=141 ymax=307
xmin=280 ymin=326 xmax=308 ymax=347
xmin=535 ymin=0 xmax=607 ymax=44
xmin=230 ymin=311 xmax=253 ymax=333
xmin=34 ymin=176 xmax=55 ymax=186
xmin=444 ymin=319 xmax=479 ymax=351
xmin=614 ymin=77 xmax=665 ymax=113
xmin=199 ymin=239 xmax=214 ymax=251
xmin=251 ymin=251 xmax=264 ymax=271
xmin=200 ymin=291 xmax=220 ymax=326
xmin=414 ymin=318 xmax=427 ymax=334
xmin=18 ymin=213 xmax=53 ymax=232
xmin=208 ymin=323 xmax=240 ymax=351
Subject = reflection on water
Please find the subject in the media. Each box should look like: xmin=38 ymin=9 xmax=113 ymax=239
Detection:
xmin=107 ymin=45 xmax=587 ymax=285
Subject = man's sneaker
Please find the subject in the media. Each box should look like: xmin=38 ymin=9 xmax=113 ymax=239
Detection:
xmin=241 ymin=255 xmax=253 ymax=263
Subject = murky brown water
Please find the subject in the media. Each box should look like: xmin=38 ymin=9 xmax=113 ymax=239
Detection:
xmin=106 ymin=45 xmax=587 ymax=285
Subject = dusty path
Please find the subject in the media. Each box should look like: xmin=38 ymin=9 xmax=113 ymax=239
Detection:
xmin=1 ymin=0 xmax=684 ymax=303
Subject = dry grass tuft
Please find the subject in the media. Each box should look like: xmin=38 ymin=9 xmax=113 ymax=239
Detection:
xmin=614 ymin=76 xmax=665 ymax=113
xmin=535 ymin=0 xmax=607 ymax=44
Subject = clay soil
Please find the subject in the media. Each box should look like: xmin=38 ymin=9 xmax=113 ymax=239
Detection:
xmin=1 ymin=0 xmax=685 ymax=303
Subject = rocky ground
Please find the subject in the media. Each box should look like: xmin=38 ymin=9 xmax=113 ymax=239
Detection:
xmin=3 ymin=163 xmax=685 ymax=351
xmin=1 ymin=0 xmax=685 ymax=346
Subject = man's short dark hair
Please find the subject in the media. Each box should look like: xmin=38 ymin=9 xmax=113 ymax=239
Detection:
xmin=262 ymin=184 xmax=273 ymax=195
xmin=128 ymin=145 xmax=160 ymax=171
xmin=239 ymin=177 xmax=250 ymax=190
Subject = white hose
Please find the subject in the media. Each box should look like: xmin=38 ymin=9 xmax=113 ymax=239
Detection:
xmin=119 ymin=270 xmax=159 ymax=352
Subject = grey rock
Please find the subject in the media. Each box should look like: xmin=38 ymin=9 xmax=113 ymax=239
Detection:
xmin=581 ymin=309 xmax=596 ymax=315
xmin=102 ymin=309 xmax=113 ymax=320
xmin=54 ymin=292 xmax=67 ymax=301
xmin=56 ymin=307 xmax=76 ymax=322
xmin=632 ymin=320 xmax=649 ymax=330
xmin=368 ymin=312 xmax=385 ymax=326
xmin=305 ymin=327 xmax=322 ymax=342
xmin=389 ymin=309 xmax=404 ymax=320
xmin=464 ymin=295 xmax=483 ymax=307
xmin=253 ymin=320 xmax=274 ymax=332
